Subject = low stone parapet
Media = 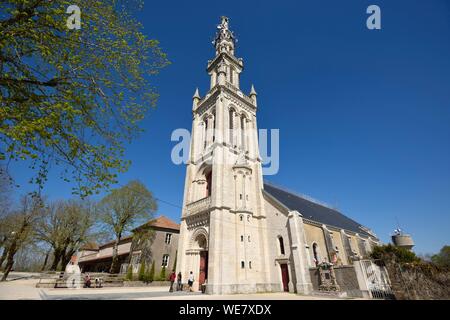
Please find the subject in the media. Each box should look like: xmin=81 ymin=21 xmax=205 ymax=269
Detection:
xmin=309 ymin=265 xmax=363 ymax=298
xmin=122 ymin=280 xmax=171 ymax=287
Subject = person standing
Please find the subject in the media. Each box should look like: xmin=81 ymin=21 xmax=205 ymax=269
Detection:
xmin=177 ymin=272 xmax=182 ymax=291
xmin=188 ymin=271 xmax=194 ymax=292
xmin=169 ymin=270 xmax=176 ymax=292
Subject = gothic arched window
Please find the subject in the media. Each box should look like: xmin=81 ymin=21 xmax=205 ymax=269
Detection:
xmin=229 ymin=108 xmax=235 ymax=144
xmin=312 ymin=243 xmax=319 ymax=266
xmin=212 ymin=109 xmax=216 ymax=143
xmin=202 ymin=117 xmax=208 ymax=150
xmin=278 ymin=236 xmax=285 ymax=255
xmin=230 ymin=66 xmax=234 ymax=84
xmin=241 ymin=115 xmax=246 ymax=151
xmin=206 ymin=170 xmax=212 ymax=197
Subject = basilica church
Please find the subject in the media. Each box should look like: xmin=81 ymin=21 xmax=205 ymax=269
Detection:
xmin=175 ymin=17 xmax=380 ymax=295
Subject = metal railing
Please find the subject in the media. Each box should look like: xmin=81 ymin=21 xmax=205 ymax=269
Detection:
xmin=360 ymin=259 xmax=395 ymax=299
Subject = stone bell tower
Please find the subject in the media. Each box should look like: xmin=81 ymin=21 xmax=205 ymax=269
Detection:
xmin=176 ymin=16 xmax=276 ymax=294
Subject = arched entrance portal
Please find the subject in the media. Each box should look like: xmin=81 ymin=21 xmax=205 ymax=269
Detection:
xmin=190 ymin=230 xmax=209 ymax=291
xmin=196 ymin=234 xmax=208 ymax=287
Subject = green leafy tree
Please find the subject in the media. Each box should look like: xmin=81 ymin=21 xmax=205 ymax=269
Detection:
xmin=98 ymin=180 xmax=157 ymax=273
xmin=431 ymin=245 xmax=450 ymax=268
xmin=159 ymin=266 xmax=166 ymax=281
xmin=0 ymin=0 xmax=169 ymax=197
xmin=138 ymin=259 xmax=146 ymax=281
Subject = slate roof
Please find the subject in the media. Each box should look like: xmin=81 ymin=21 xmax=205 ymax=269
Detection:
xmin=263 ymin=182 xmax=376 ymax=238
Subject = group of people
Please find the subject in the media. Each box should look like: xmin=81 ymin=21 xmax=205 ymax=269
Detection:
xmin=168 ymin=270 xmax=195 ymax=292
xmin=82 ymin=270 xmax=197 ymax=292
xmin=83 ymin=273 xmax=102 ymax=288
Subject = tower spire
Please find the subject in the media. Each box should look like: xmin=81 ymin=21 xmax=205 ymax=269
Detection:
xmin=192 ymin=87 xmax=200 ymax=110
xmin=213 ymin=16 xmax=236 ymax=56
xmin=193 ymin=87 xmax=200 ymax=100
xmin=207 ymin=16 xmax=243 ymax=90
xmin=249 ymin=84 xmax=257 ymax=106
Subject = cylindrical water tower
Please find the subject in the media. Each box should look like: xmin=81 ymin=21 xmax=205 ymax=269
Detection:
xmin=391 ymin=230 xmax=414 ymax=250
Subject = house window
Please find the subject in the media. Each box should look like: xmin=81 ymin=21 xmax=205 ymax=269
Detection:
xmin=249 ymin=261 xmax=252 ymax=269
xmin=162 ymin=254 xmax=170 ymax=267
xmin=248 ymin=235 xmax=251 ymax=242
xmin=241 ymin=261 xmax=245 ymax=269
xmin=165 ymin=233 xmax=172 ymax=244
xmin=239 ymin=215 xmax=243 ymax=221
xmin=241 ymin=235 xmax=244 ymax=242
xmin=278 ymin=236 xmax=285 ymax=255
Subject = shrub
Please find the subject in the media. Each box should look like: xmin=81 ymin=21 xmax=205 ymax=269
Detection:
xmin=159 ymin=266 xmax=166 ymax=281
xmin=370 ymin=244 xmax=420 ymax=264
xmin=126 ymin=265 xmax=133 ymax=281
xmin=138 ymin=261 xmax=146 ymax=282
xmin=147 ymin=261 xmax=155 ymax=282
xmin=431 ymin=245 xmax=450 ymax=268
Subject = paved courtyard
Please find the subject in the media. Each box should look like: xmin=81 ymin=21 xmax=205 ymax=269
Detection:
xmin=0 ymin=272 xmax=361 ymax=300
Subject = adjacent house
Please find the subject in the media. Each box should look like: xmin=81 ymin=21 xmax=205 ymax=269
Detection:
xmin=78 ymin=216 xmax=179 ymax=275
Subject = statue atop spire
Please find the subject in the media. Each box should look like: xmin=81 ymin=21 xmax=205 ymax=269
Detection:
xmin=213 ymin=16 xmax=236 ymax=56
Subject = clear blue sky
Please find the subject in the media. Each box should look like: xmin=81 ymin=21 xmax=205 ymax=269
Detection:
xmin=11 ymin=0 xmax=450 ymax=255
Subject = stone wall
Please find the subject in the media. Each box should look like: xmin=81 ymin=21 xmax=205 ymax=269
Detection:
xmin=385 ymin=262 xmax=450 ymax=300
xmin=309 ymin=265 xmax=363 ymax=297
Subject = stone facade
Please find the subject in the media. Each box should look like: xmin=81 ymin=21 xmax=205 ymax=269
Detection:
xmin=176 ymin=16 xmax=380 ymax=295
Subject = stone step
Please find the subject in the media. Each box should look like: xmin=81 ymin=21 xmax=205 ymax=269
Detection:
xmin=311 ymin=290 xmax=349 ymax=298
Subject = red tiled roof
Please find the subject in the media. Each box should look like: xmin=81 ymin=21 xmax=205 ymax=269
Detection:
xmin=147 ymin=215 xmax=180 ymax=230
xmin=133 ymin=215 xmax=180 ymax=232
xmin=79 ymin=251 xmax=129 ymax=263
xmin=80 ymin=242 xmax=99 ymax=251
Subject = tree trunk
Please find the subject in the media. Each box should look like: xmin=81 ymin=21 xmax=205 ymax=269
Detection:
xmin=41 ymin=250 xmax=50 ymax=271
xmin=0 ymin=245 xmax=8 ymax=270
xmin=59 ymin=247 xmax=67 ymax=271
xmin=1 ymin=241 xmax=17 ymax=281
xmin=109 ymin=237 xmax=121 ymax=274
xmin=1 ymin=255 xmax=15 ymax=281
xmin=50 ymin=249 xmax=62 ymax=271
xmin=61 ymin=249 xmax=75 ymax=271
